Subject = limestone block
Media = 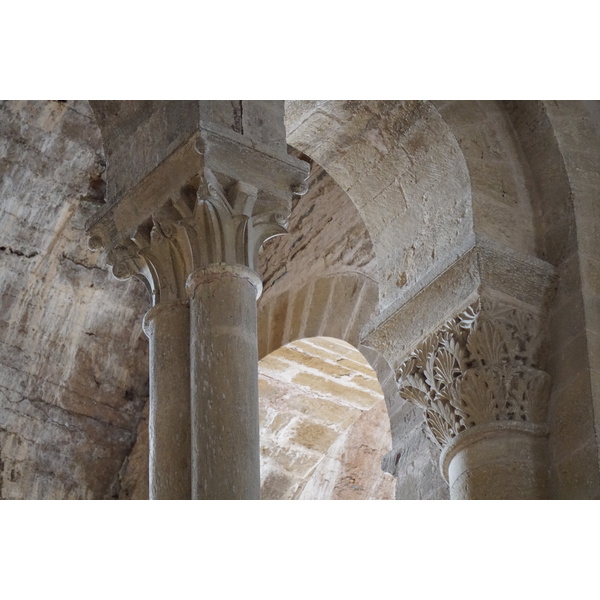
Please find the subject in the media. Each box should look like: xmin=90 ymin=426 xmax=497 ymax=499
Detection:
xmin=258 ymin=338 xmax=394 ymax=500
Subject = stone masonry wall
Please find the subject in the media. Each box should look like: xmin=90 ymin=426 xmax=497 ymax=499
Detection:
xmin=0 ymin=101 xmax=150 ymax=499
xmin=259 ymin=338 xmax=394 ymax=500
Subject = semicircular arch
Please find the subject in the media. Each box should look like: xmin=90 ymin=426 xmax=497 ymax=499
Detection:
xmin=285 ymin=100 xmax=473 ymax=310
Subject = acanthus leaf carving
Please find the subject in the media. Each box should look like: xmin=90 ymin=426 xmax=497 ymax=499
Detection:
xmin=426 ymin=406 xmax=455 ymax=448
xmin=398 ymin=371 xmax=431 ymax=409
xmin=397 ymin=298 xmax=551 ymax=450
xmin=467 ymin=319 xmax=505 ymax=366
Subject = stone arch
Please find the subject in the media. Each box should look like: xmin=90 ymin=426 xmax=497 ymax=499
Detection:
xmin=285 ymin=100 xmax=473 ymax=310
xmin=258 ymin=335 xmax=395 ymax=499
xmin=257 ymin=270 xmax=391 ymax=444
xmin=258 ymin=268 xmax=400 ymax=434
xmin=432 ymin=100 xmax=543 ymax=258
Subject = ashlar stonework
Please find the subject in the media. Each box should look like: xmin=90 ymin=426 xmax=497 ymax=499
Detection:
xmin=1 ymin=100 xmax=599 ymax=499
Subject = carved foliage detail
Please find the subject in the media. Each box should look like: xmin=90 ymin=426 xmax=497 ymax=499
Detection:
xmin=397 ymin=299 xmax=550 ymax=449
xmin=105 ymin=168 xmax=290 ymax=304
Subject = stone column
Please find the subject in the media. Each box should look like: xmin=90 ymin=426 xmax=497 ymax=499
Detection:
xmin=175 ymin=166 xmax=304 ymax=499
xmin=143 ymin=301 xmax=190 ymax=499
xmin=87 ymin=101 xmax=310 ymax=500
xmin=106 ymin=217 xmax=193 ymax=499
xmin=397 ymin=297 xmax=551 ymax=500
xmin=441 ymin=423 xmax=548 ymax=499
xmin=187 ymin=264 xmax=262 ymax=499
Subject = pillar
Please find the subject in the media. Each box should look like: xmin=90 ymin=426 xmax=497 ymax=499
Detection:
xmin=87 ymin=101 xmax=310 ymax=500
xmin=441 ymin=424 xmax=549 ymax=500
xmin=187 ymin=264 xmax=262 ymax=499
xmin=143 ymin=301 xmax=191 ymax=499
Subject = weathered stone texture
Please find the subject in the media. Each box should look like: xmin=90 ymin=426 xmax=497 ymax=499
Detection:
xmin=0 ymin=101 xmax=149 ymax=499
xmin=117 ymin=401 xmax=149 ymax=500
xmin=285 ymin=101 xmax=472 ymax=310
xmin=433 ymin=100 xmax=542 ymax=258
xmin=258 ymin=159 xmax=377 ymax=302
xmin=3 ymin=100 xmax=599 ymax=500
xmin=89 ymin=101 xmax=198 ymax=204
xmin=505 ymin=101 xmax=600 ymax=497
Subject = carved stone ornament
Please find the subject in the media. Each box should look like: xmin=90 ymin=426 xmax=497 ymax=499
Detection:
xmin=396 ymin=297 xmax=551 ymax=450
xmin=103 ymin=168 xmax=291 ymax=305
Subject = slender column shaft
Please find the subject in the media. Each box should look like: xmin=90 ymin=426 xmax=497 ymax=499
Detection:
xmin=187 ymin=264 xmax=262 ymax=500
xmin=143 ymin=301 xmax=191 ymax=499
xmin=441 ymin=425 xmax=549 ymax=500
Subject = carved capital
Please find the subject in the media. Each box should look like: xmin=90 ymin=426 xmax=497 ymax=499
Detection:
xmin=397 ymin=296 xmax=551 ymax=451
xmin=91 ymin=166 xmax=304 ymax=305
xmin=86 ymin=101 xmax=310 ymax=306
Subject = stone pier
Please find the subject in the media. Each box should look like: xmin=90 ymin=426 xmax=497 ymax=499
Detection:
xmin=87 ymin=101 xmax=309 ymax=499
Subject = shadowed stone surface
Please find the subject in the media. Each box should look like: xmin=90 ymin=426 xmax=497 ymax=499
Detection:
xmin=0 ymin=101 xmax=149 ymax=499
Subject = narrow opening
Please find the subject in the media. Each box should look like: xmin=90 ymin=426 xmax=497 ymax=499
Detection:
xmin=258 ymin=336 xmax=395 ymax=499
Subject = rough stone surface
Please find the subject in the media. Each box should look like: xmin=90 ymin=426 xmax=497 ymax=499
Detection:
xmin=258 ymin=159 xmax=377 ymax=301
xmin=189 ymin=267 xmax=261 ymax=499
xmin=144 ymin=301 xmax=190 ymax=499
xmin=285 ymin=101 xmax=472 ymax=310
xmin=0 ymin=101 xmax=149 ymax=499
xmin=2 ymin=100 xmax=600 ymax=500
xmin=505 ymin=101 xmax=600 ymax=497
xmin=433 ymin=101 xmax=541 ymax=258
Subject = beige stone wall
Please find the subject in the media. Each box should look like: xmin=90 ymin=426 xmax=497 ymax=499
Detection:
xmin=503 ymin=101 xmax=600 ymax=497
xmin=2 ymin=100 xmax=599 ymax=499
xmin=0 ymin=101 xmax=149 ymax=499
